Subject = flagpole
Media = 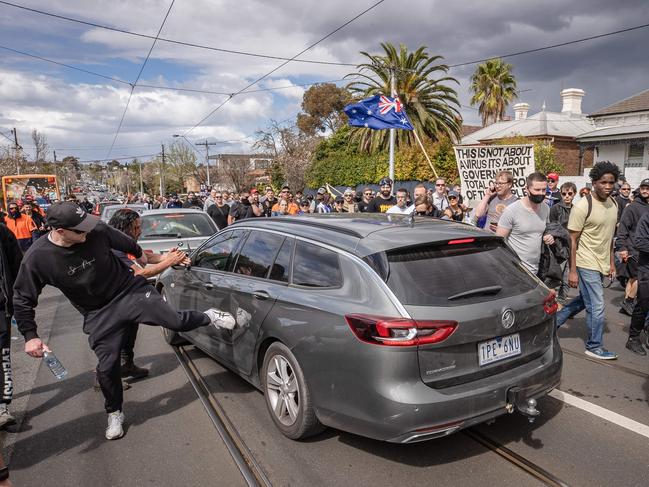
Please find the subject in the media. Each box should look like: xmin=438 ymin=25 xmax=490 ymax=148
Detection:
xmin=388 ymin=67 xmax=396 ymax=187
xmin=412 ymin=129 xmax=439 ymax=179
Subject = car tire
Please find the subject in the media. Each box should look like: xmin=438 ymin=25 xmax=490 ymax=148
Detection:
xmin=262 ymin=342 xmax=324 ymax=440
xmin=160 ymin=288 xmax=189 ymax=346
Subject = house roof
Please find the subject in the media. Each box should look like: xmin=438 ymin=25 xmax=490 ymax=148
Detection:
xmin=461 ymin=124 xmax=482 ymax=137
xmin=590 ymin=88 xmax=649 ymax=117
xmin=576 ymin=123 xmax=649 ymax=141
xmin=459 ymin=110 xmax=595 ymax=144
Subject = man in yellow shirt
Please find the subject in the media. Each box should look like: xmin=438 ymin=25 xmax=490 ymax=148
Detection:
xmin=555 ymin=161 xmax=619 ymax=360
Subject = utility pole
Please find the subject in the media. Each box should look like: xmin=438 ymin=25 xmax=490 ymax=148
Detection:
xmin=54 ymin=150 xmax=59 ymax=197
xmin=12 ymin=127 xmax=21 ymax=175
xmin=138 ymin=160 xmax=144 ymax=195
xmin=388 ymin=68 xmax=396 ymax=187
xmin=196 ymin=140 xmax=218 ymax=188
xmin=160 ymin=143 xmax=166 ymax=196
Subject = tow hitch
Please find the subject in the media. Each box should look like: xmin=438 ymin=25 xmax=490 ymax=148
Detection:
xmin=506 ymin=388 xmax=541 ymax=423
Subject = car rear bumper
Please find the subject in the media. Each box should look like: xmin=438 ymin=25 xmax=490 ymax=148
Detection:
xmin=315 ymin=336 xmax=562 ymax=443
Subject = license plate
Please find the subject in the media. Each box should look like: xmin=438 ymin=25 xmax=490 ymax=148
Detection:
xmin=478 ymin=333 xmax=521 ymax=366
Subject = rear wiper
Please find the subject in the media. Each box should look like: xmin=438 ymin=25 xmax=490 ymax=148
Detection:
xmin=447 ymin=286 xmax=502 ymax=301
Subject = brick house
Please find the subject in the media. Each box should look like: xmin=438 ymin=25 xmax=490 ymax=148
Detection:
xmin=460 ymin=89 xmax=595 ymax=175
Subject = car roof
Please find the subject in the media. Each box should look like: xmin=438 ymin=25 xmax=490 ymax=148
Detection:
xmin=229 ymin=214 xmax=492 ymax=257
xmin=141 ymin=208 xmax=207 ymax=215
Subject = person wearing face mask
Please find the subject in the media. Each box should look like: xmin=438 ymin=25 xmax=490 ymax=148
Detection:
xmin=496 ymin=172 xmax=554 ymax=275
xmin=366 ymin=178 xmax=396 ymax=213
xmin=4 ymin=203 xmax=37 ymax=253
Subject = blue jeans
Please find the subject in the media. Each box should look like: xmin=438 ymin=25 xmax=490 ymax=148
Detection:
xmin=555 ymin=267 xmax=606 ymax=351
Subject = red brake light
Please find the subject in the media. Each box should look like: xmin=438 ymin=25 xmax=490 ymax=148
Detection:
xmin=345 ymin=314 xmax=457 ymax=347
xmin=447 ymin=238 xmax=475 ymax=245
xmin=544 ymin=291 xmax=558 ymax=315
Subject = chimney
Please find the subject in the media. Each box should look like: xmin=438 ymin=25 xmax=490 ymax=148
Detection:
xmin=561 ymin=88 xmax=585 ymax=115
xmin=513 ymin=102 xmax=530 ymax=120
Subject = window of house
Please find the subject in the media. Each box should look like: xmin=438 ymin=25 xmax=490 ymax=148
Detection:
xmin=626 ymin=143 xmax=645 ymax=168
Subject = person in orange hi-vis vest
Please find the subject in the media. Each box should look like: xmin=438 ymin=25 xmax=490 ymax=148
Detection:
xmin=4 ymin=202 xmax=36 ymax=253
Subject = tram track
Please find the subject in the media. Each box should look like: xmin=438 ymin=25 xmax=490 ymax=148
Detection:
xmin=561 ymin=347 xmax=649 ymax=379
xmin=171 ymin=344 xmax=272 ymax=487
xmin=463 ymin=429 xmax=570 ymax=487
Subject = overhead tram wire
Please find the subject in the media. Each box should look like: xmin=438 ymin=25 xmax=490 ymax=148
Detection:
xmin=0 ymin=0 xmax=356 ymax=67
xmin=106 ymin=0 xmax=176 ymax=158
xmin=182 ymin=0 xmax=386 ymax=137
xmin=0 ymin=43 xmax=361 ymax=98
xmin=2 ymin=0 xmax=648 ymax=71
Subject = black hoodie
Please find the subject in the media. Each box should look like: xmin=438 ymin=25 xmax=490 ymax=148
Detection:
xmin=616 ymin=197 xmax=649 ymax=254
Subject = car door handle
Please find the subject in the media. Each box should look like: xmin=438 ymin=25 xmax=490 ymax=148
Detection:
xmin=204 ymin=283 xmax=214 ymax=290
xmin=253 ymin=290 xmax=270 ymax=300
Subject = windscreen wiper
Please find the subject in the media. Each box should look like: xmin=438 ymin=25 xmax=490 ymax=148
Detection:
xmin=447 ymin=286 xmax=502 ymax=301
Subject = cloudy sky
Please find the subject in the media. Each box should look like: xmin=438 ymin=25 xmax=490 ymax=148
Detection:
xmin=1 ymin=0 xmax=648 ymax=163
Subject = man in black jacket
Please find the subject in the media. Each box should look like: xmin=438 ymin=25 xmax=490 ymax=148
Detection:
xmin=627 ymin=209 xmax=649 ymax=355
xmin=616 ymin=179 xmax=649 ymax=321
xmin=12 ymin=202 xmax=231 ymax=440
xmin=0 ymin=224 xmax=22 ymax=429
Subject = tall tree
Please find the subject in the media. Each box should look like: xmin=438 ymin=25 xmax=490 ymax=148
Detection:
xmin=346 ymin=42 xmax=462 ymax=152
xmin=469 ymin=58 xmax=518 ymax=126
xmin=296 ymin=83 xmax=352 ymax=135
xmin=31 ymin=129 xmax=49 ymax=164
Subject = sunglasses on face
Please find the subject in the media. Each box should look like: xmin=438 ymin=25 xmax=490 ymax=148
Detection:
xmin=64 ymin=228 xmax=86 ymax=235
xmin=561 ymin=192 xmax=574 ymax=196
xmin=621 ymin=187 xmax=631 ymax=191
xmin=435 ymin=183 xmax=445 ymax=187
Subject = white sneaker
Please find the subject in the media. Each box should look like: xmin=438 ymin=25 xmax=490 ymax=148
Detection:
xmin=204 ymin=308 xmax=236 ymax=330
xmin=0 ymin=405 xmax=16 ymax=429
xmin=106 ymin=410 xmax=125 ymax=440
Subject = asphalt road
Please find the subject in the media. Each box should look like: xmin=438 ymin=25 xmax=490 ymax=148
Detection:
xmin=2 ymin=283 xmax=648 ymax=487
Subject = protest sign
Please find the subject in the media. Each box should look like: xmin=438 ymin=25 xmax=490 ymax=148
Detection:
xmin=453 ymin=144 xmax=535 ymax=201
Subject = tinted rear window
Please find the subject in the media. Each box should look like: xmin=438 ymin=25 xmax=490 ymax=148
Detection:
xmin=292 ymin=241 xmax=342 ymax=288
xmin=140 ymin=213 xmax=215 ymax=239
xmin=374 ymin=239 xmax=537 ymax=306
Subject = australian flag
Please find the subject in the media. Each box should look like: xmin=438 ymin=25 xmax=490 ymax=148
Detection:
xmin=344 ymin=95 xmax=414 ymax=130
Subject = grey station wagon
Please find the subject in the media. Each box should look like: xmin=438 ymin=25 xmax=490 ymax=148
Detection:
xmin=158 ymin=214 xmax=562 ymax=443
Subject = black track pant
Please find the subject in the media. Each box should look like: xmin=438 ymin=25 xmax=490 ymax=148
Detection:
xmin=0 ymin=308 xmax=12 ymax=405
xmin=120 ymin=324 xmax=139 ymax=364
xmin=629 ymin=275 xmax=649 ymax=339
xmin=84 ymin=278 xmax=209 ymax=413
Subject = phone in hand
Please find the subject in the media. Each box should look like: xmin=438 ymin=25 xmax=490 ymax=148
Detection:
xmin=488 ymin=180 xmax=496 ymax=193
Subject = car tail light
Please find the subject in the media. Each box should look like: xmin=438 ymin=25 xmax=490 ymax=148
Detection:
xmin=345 ymin=314 xmax=457 ymax=347
xmin=543 ymin=291 xmax=558 ymax=315
xmin=447 ymin=238 xmax=475 ymax=245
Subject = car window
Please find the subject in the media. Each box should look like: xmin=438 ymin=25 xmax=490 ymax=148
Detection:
xmin=234 ymin=231 xmax=285 ymax=278
xmin=268 ymin=237 xmax=293 ymax=282
xmin=140 ymin=213 xmax=216 ymax=239
xmin=377 ymin=238 xmax=537 ymax=306
xmin=193 ymin=230 xmax=245 ymax=271
xmin=292 ymin=241 xmax=342 ymax=288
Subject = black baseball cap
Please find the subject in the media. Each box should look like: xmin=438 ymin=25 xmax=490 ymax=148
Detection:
xmin=47 ymin=202 xmax=100 ymax=232
xmin=379 ymin=177 xmax=393 ymax=186
xmin=640 ymin=179 xmax=649 ymax=187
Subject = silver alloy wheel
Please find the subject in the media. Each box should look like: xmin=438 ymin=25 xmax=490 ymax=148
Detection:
xmin=266 ymin=354 xmax=299 ymax=426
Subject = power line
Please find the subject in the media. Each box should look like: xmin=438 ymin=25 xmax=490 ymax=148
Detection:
xmin=448 ymin=22 xmax=649 ymax=68
xmin=0 ymin=0 xmax=356 ymax=67
xmin=106 ymin=0 xmax=175 ymax=158
xmin=183 ymin=0 xmax=386 ymax=136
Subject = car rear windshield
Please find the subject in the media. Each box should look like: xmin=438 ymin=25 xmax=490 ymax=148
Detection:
xmin=366 ymin=238 xmax=537 ymax=306
xmin=140 ymin=213 xmax=215 ymax=239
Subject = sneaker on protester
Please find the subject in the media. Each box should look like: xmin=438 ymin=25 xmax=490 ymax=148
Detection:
xmin=0 ymin=404 xmax=16 ymax=429
xmin=106 ymin=410 xmax=125 ymax=440
xmin=584 ymin=348 xmax=618 ymax=360
xmin=619 ymin=298 xmax=635 ymax=316
xmin=204 ymin=308 xmax=236 ymax=330
xmin=625 ymin=337 xmax=647 ymax=356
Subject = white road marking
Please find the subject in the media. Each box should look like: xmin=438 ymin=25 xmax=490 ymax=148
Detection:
xmin=550 ymin=389 xmax=649 ymax=439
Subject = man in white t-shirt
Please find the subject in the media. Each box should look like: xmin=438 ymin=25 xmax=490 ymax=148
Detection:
xmin=431 ymin=178 xmax=450 ymax=211
xmin=386 ymin=188 xmax=415 ymax=214
xmin=496 ymin=172 xmax=554 ymax=274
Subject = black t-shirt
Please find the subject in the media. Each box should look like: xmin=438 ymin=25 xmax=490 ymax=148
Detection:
xmin=13 ymin=222 xmax=143 ymax=340
xmin=229 ymin=201 xmax=254 ymax=221
xmin=207 ymin=203 xmax=230 ymax=229
xmin=366 ymin=195 xmax=397 ymax=213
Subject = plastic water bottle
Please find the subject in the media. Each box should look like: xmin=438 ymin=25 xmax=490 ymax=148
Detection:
xmin=43 ymin=351 xmax=68 ymax=380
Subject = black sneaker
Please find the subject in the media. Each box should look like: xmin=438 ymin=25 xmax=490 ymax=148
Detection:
xmin=121 ymin=362 xmax=149 ymax=380
xmin=625 ymin=337 xmax=647 ymax=356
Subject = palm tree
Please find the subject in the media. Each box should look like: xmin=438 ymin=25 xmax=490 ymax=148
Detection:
xmin=469 ymin=58 xmax=518 ymax=126
xmin=346 ymin=43 xmax=461 ymax=153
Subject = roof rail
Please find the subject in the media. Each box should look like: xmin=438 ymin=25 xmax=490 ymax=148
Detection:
xmin=238 ymin=217 xmax=365 ymax=238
